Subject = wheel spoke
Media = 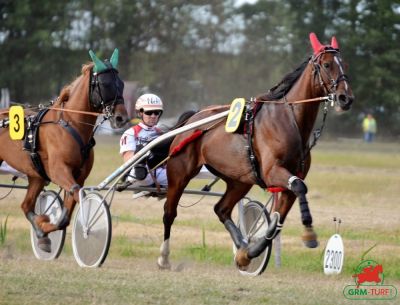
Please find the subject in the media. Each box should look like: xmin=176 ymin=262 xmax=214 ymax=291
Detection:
xmin=72 ymin=192 xmax=111 ymax=267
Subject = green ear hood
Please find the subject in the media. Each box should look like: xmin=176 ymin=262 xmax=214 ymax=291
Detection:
xmin=89 ymin=50 xmax=108 ymax=73
xmin=110 ymin=48 xmax=119 ymax=69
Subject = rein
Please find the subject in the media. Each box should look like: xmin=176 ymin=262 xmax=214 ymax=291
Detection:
xmin=257 ymin=95 xmax=334 ymax=105
xmin=48 ymin=107 xmax=103 ymax=117
xmin=0 ymin=107 xmax=103 ymax=117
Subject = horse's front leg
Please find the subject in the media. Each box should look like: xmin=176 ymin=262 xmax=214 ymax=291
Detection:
xmin=243 ymin=166 xmax=318 ymax=263
xmin=44 ymin=162 xmax=86 ymax=232
xmin=287 ymin=177 xmax=318 ymax=248
xmin=21 ymin=177 xmax=51 ymax=251
xmin=47 ymin=157 xmax=93 ymax=230
xmin=266 ymin=165 xmax=318 ymax=248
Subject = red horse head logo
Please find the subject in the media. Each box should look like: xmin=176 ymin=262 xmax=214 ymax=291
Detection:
xmin=352 ymin=264 xmax=383 ymax=288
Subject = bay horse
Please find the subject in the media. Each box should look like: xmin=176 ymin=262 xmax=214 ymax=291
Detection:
xmin=0 ymin=49 xmax=128 ymax=252
xmin=158 ymin=33 xmax=354 ymax=270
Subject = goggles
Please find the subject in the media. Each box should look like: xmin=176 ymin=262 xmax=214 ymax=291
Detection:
xmin=143 ymin=110 xmax=162 ymax=116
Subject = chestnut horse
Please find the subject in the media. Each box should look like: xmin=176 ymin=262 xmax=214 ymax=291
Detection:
xmin=158 ymin=33 xmax=354 ymax=270
xmin=0 ymin=49 xmax=128 ymax=252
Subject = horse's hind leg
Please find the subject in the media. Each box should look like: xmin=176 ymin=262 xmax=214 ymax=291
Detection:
xmin=157 ymin=155 xmax=200 ymax=269
xmin=213 ymin=180 xmax=252 ymax=268
xmin=157 ymin=180 xmax=188 ymax=270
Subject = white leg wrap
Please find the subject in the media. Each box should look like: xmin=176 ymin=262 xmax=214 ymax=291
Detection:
xmin=288 ymin=176 xmax=302 ymax=190
xmin=157 ymin=239 xmax=171 ymax=270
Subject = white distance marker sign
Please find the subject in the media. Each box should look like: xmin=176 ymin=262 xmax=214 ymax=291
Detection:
xmin=323 ymin=233 xmax=344 ymax=275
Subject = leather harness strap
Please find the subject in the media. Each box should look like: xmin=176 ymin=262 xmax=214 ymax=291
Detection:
xmin=24 ymin=109 xmax=96 ymax=182
xmin=244 ymin=100 xmax=267 ymax=189
xmin=24 ymin=109 xmax=51 ymax=181
xmin=58 ymin=119 xmax=96 ymax=164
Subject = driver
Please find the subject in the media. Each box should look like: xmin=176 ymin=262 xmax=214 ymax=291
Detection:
xmin=118 ymin=93 xmax=168 ymax=193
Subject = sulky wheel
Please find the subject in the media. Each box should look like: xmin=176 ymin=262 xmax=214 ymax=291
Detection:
xmin=30 ymin=190 xmax=66 ymax=260
xmin=233 ymin=200 xmax=272 ymax=276
xmin=72 ymin=192 xmax=112 ymax=267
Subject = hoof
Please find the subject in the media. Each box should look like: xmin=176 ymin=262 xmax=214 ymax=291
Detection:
xmin=157 ymin=256 xmax=171 ymax=270
xmin=302 ymin=226 xmax=319 ymax=248
xmin=35 ymin=214 xmax=50 ymax=226
xmin=37 ymin=237 xmax=52 ymax=253
xmin=235 ymin=248 xmax=251 ymax=271
xmin=304 ymin=239 xmax=319 ymax=248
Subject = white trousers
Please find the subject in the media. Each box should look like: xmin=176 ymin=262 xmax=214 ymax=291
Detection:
xmin=126 ymin=165 xmax=215 ymax=188
xmin=127 ymin=166 xmax=168 ymax=187
xmin=0 ymin=161 xmax=27 ymax=179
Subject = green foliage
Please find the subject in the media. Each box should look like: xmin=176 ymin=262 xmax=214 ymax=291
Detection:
xmin=0 ymin=0 xmax=399 ymax=135
xmin=0 ymin=215 xmax=9 ymax=247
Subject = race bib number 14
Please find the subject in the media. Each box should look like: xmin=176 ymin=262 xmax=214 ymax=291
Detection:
xmin=9 ymin=106 xmax=25 ymax=140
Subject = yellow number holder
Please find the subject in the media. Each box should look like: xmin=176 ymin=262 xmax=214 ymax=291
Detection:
xmin=9 ymin=105 xmax=25 ymax=140
xmin=225 ymin=98 xmax=245 ymax=133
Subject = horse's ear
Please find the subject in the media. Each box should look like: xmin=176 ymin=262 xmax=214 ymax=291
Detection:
xmin=309 ymin=32 xmax=324 ymax=55
xmin=89 ymin=50 xmax=108 ymax=73
xmin=331 ymin=36 xmax=339 ymax=49
xmin=110 ymin=48 xmax=119 ymax=69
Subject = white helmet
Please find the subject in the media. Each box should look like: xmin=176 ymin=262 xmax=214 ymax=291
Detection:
xmin=135 ymin=93 xmax=163 ymax=112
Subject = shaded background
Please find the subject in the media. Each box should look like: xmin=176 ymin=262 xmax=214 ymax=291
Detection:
xmin=1 ymin=0 xmax=399 ymax=138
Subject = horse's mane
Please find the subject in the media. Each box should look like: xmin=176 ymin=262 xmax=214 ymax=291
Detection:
xmin=158 ymin=110 xmax=199 ymax=133
xmin=148 ymin=110 xmax=199 ymax=166
xmin=54 ymin=63 xmax=94 ymax=106
xmin=172 ymin=110 xmax=199 ymax=130
xmin=258 ymin=58 xmax=310 ymax=101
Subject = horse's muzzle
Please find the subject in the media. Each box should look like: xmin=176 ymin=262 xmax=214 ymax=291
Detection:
xmin=337 ymin=94 xmax=354 ymax=111
xmin=112 ymin=114 xmax=128 ymax=128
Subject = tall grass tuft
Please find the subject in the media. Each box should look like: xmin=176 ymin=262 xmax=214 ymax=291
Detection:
xmin=202 ymin=225 xmax=206 ymax=249
xmin=0 ymin=215 xmax=9 ymax=247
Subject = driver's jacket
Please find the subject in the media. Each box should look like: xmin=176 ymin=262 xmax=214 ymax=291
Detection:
xmin=119 ymin=122 xmax=162 ymax=155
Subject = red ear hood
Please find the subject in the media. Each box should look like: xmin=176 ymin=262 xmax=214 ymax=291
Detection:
xmin=310 ymin=32 xmax=340 ymax=55
xmin=331 ymin=36 xmax=339 ymax=49
xmin=309 ymin=32 xmax=325 ymax=55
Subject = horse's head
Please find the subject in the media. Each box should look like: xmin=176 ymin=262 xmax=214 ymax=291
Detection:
xmin=89 ymin=49 xmax=128 ymax=128
xmin=309 ymin=33 xmax=354 ymax=112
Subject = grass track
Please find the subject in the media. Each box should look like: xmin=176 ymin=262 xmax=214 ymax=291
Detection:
xmin=0 ymin=137 xmax=399 ymax=304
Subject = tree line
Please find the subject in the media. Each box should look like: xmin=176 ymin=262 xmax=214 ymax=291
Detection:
xmin=1 ymin=0 xmax=399 ymax=137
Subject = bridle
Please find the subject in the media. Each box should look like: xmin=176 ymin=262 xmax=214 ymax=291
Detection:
xmin=311 ymin=48 xmax=350 ymax=100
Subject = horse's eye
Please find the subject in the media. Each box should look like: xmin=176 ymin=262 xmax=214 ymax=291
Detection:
xmin=323 ymin=62 xmax=330 ymax=69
